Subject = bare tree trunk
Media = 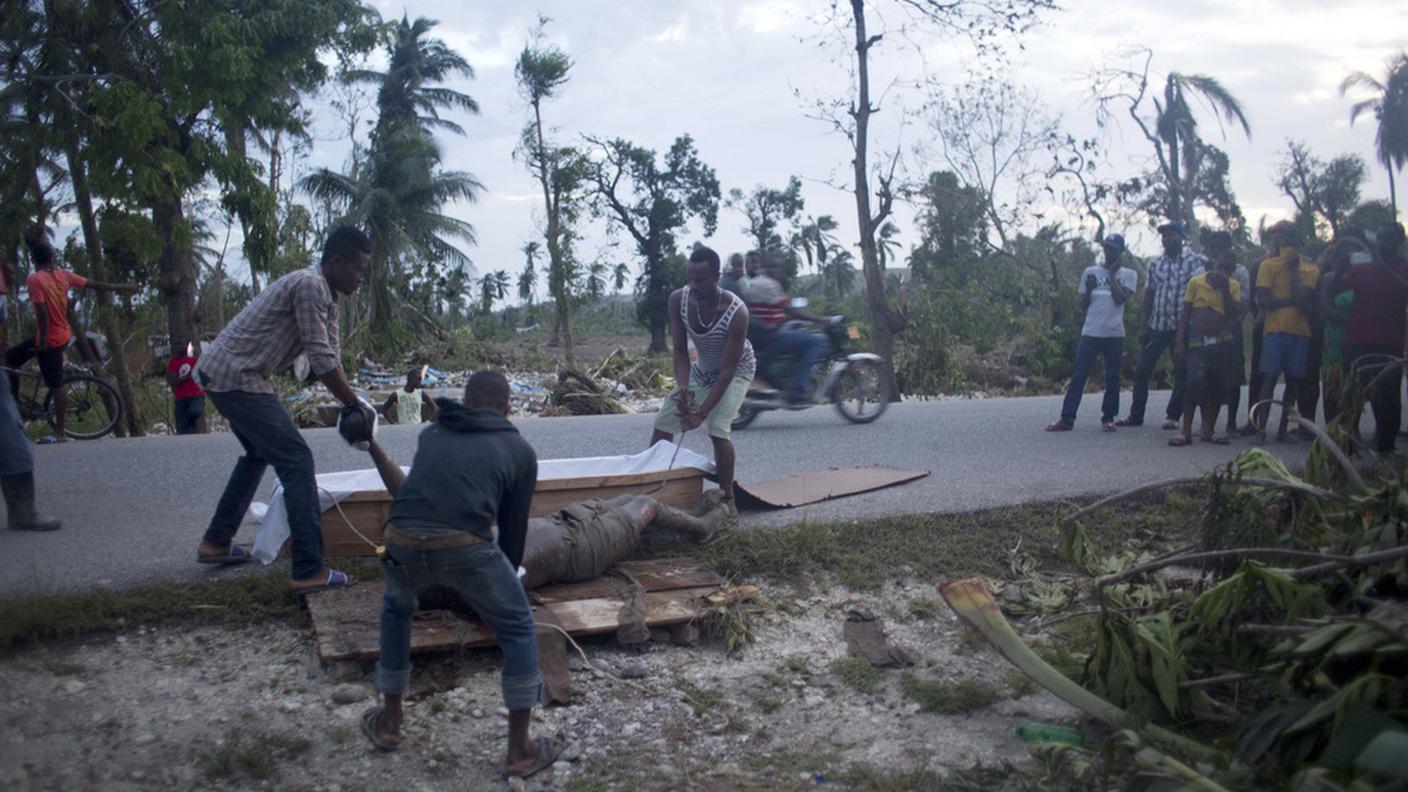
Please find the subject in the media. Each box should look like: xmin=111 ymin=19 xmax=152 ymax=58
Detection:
xmin=534 ymin=99 xmax=576 ymax=368
xmin=1390 ymin=167 xmax=1398 ymax=219
xmin=66 ymin=144 xmax=144 ymax=436
xmin=849 ymin=0 xmax=905 ymax=400
xmin=153 ymin=199 xmax=198 ymax=362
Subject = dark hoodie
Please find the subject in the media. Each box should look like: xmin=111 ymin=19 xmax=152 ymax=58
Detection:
xmin=387 ymin=399 xmax=538 ymax=568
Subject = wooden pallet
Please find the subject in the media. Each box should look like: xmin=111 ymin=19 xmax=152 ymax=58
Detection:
xmin=307 ymin=558 xmax=724 ymax=662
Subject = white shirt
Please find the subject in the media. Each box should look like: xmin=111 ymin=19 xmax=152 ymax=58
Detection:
xmin=1080 ymin=265 xmax=1138 ymax=338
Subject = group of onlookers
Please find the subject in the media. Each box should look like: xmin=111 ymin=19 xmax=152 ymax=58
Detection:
xmin=1050 ymin=218 xmax=1408 ymax=455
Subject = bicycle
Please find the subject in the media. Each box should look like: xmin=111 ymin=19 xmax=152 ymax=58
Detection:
xmin=4 ymin=360 xmax=124 ymax=440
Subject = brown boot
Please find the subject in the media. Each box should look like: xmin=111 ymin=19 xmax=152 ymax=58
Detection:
xmin=1 ymin=473 xmax=62 ymax=531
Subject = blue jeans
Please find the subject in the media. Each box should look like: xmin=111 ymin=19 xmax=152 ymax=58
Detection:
xmin=378 ymin=541 xmax=541 ymax=710
xmin=203 ymin=389 xmax=323 ymax=579
xmin=1060 ymin=336 xmax=1124 ymax=426
xmin=1128 ymin=330 xmax=1187 ymax=424
xmin=174 ymin=395 xmax=205 ymax=435
xmin=760 ymin=329 xmax=827 ymax=395
xmin=0 ymin=370 xmax=33 ymax=476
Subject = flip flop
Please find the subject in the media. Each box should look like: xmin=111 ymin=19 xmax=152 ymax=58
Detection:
xmin=1168 ymin=435 xmax=1192 ymax=447
xmin=504 ymin=734 xmax=566 ymax=780
xmin=291 ymin=568 xmax=353 ymax=595
xmin=37 ymin=435 xmax=68 ymax=445
xmin=360 ymin=707 xmax=402 ymax=752
xmin=1201 ymin=434 xmax=1230 ymax=445
xmin=1101 ymin=421 xmax=1116 ymax=432
xmin=1045 ymin=421 xmax=1072 ymax=432
xmin=196 ymin=545 xmax=252 ymax=565
xmin=1161 ymin=420 xmax=1179 ymax=430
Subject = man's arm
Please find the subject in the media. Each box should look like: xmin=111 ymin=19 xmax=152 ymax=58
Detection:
xmin=293 ymin=277 xmax=359 ymax=406
xmin=366 ymin=439 xmax=406 ymax=496
xmin=33 ymin=309 xmax=50 ymax=349
xmin=382 ymin=392 xmax=397 ymax=420
xmin=685 ymin=304 xmax=750 ymax=429
xmin=667 ymin=290 xmax=694 ymax=412
xmin=1320 ymin=272 xmax=1350 ymax=325
xmin=420 ymin=391 xmax=438 ymax=422
xmin=81 ymin=280 xmax=140 ymax=294
xmin=496 ymin=457 xmax=538 ymax=571
xmin=1109 ymin=271 xmax=1131 ymax=306
xmin=1079 ymin=272 xmax=1093 ymax=314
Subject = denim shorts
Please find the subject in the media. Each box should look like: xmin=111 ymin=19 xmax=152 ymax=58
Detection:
xmin=1258 ymin=332 xmax=1310 ymax=380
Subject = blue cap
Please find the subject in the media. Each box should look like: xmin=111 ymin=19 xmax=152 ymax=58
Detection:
xmin=1102 ymin=233 xmax=1126 ymax=250
xmin=1158 ymin=220 xmax=1186 ymax=237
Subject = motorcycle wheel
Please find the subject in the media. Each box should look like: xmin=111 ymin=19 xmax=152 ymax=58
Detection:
xmin=831 ymin=359 xmax=890 ymax=424
xmin=731 ymin=405 xmax=760 ymax=430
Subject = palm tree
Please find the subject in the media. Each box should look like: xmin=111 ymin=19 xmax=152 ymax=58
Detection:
xmin=611 ymin=261 xmax=630 ymax=293
xmin=1340 ymin=52 xmax=1408 ymax=215
xmin=306 ymin=16 xmax=480 ymax=345
xmin=479 ymin=269 xmax=508 ymax=314
xmin=793 ymin=214 xmax=840 ymax=274
xmin=518 ymin=241 xmax=539 ymax=303
xmin=1153 ymin=73 xmax=1251 ymax=234
xmin=824 ymin=248 xmax=857 ymax=297
xmin=876 ymin=221 xmax=901 ymax=269
xmin=585 ymin=261 xmax=608 ymax=300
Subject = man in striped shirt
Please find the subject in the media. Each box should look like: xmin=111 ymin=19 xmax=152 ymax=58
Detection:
xmin=193 ymin=225 xmax=372 ymax=594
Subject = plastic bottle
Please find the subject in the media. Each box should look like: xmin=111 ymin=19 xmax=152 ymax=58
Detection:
xmin=1015 ymin=723 xmax=1085 ymax=746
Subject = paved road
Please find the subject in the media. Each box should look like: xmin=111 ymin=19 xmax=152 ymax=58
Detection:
xmin=2 ymin=389 xmax=1313 ymax=596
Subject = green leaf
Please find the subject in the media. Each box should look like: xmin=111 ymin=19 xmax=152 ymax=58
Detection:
xmin=1353 ymin=730 xmax=1408 ymax=780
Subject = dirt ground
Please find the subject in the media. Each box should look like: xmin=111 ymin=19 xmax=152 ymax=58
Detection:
xmin=0 ymin=574 xmax=1079 ymax=792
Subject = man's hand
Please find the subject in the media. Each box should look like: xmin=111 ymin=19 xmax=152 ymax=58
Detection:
xmin=1085 ymin=273 xmax=1098 ymax=292
xmin=679 ymin=410 xmax=706 ymax=432
xmin=674 ymin=390 xmax=696 ymax=415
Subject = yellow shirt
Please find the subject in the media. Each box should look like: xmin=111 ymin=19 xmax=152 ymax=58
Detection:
xmin=1255 ymin=250 xmax=1319 ymax=337
xmin=1184 ymin=272 xmax=1241 ymax=316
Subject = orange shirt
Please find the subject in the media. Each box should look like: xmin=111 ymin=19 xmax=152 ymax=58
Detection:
xmin=27 ymin=269 xmax=87 ymax=349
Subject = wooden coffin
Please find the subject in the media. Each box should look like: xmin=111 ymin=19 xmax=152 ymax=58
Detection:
xmin=320 ymin=467 xmax=706 ymax=558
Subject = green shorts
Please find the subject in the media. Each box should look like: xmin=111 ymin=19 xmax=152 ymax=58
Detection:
xmin=653 ymin=375 xmax=752 ymax=440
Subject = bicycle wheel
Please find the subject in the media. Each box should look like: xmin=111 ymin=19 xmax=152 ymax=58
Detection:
xmin=44 ymin=375 xmax=123 ymax=439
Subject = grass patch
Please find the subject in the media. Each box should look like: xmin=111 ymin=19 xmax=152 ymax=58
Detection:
xmin=674 ymin=677 xmax=728 ymax=717
xmin=832 ymin=656 xmax=885 ymax=695
xmin=907 ymin=596 xmax=942 ymax=620
xmin=200 ymin=728 xmax=310 ymax=780
xmin=667 ymin=493 xmax=1203 ymax=591
xmin=837 ymin=761 xmax=946 ymax=791
xmin=901 ymin=674 xmax=1001 ymax=714
xmin=749 ymin=691 xmax=786 ymax=713
xmin=784 ymin=654 xmax=810 ymax=674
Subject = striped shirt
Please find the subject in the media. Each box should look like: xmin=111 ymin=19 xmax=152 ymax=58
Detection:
xmin=683 ymin=286 xmax=755 ymax=386
xmin=1146 ymin=249 xmax=1208 ymax=332
xmin=745 ymin=274 xmax=787 ymax=328
xmin=195 ymin=264 xmax=341 ymax=394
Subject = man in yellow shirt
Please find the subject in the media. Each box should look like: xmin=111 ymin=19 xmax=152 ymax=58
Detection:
xmin=1251 ymin=221 xmax=1319 ymax=444
xmin=1172 ymin=250 xmax=1245 ymax=446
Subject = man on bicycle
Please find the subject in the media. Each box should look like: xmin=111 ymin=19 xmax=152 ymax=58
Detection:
xmin=5 ymin=240 xmax=138 ymax=443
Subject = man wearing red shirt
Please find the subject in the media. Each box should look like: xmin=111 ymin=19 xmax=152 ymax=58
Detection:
xmin=4 ymin=241 xmax=138 ymax=442
xmin=166 ymin=344 xmax=205 ymax=435
xmin=1340 ymin=223 xmax=1408 ymax=456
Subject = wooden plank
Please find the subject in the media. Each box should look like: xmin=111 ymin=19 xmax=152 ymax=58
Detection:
xmin=308 ymin=578 xmax=721 ymax=662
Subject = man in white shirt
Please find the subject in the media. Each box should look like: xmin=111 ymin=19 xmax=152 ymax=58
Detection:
xmin=1048 ymin=235 xmax=1138 ymax=432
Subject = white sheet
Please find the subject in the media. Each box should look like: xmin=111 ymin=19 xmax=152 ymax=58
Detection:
xmin=250 ymin=441 xmax=714 ymax=564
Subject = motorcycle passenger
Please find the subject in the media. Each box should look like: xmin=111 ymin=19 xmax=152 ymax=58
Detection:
xmin=745 ymin=255 xmax=833 ymax=404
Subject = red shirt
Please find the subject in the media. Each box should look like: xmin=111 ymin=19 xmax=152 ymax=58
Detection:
xmin=1340 ymin=258 xmax=1408 ymax=349
xmin=167 ymin=355 xmax=204 ymax=400
xmin=27 ymin=269 xmax=87 ymax=349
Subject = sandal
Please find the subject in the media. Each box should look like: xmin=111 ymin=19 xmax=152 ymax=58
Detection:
xmin=1045 ymin=421 xmax=1072 ymax=432
xmin=196 ymin=545 xmax=252 ymax=565
xmin=504 ymin=734 xmax=566 ymax=780
xmin=1113 ymin=417 xmax=1142 ymax=427
xmin=1161 ymin=420 xmax=1179 ymax=430
xmin=360 ymin=707 xmax=402 ymax=752
xmin=1101 ymin=421 xmax=1116 ymax=432
xmin=1201 ymin=434 xmax=1230 ymax=445
xmin=291 ymin=568 xmax=353 ymax=595
xmin=1168 ymin=435 xmax=1192 ymax=447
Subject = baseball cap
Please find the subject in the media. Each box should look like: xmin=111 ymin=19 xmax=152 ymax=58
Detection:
xmin=1102 ymin=233 xmax=1126 ymax=250
xmin=1157 ymin=220 xmax=1186 ymax=237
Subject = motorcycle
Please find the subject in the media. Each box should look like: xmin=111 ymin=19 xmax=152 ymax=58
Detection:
xmin=732 ymin=300 xmax=891 ymax=429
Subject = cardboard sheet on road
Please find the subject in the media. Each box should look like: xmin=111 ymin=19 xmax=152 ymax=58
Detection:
xmin=306 ymin=558 xmax=724 ymax=662
xmin=736 ymin=466 xmax=930 ymax=509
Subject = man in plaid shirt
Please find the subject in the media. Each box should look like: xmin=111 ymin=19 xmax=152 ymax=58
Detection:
xmin=194 ymin=225 xmax=372 ymax=594
xmin=1117 ymin=221 xmax=1208 ymax=429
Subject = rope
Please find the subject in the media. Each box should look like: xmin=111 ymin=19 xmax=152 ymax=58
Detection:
xmin=318 ymin=485 xmax=383 ymax=552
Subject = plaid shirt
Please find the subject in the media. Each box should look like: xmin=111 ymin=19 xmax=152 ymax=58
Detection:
xmin=196 ymin=264 xmax=341 ymax=394
xmin=1146 ymin=249 xmax=1207 ymax=332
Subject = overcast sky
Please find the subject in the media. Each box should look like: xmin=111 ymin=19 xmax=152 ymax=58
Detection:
xmin=287 ymin=0 xmax=1405 ymax=291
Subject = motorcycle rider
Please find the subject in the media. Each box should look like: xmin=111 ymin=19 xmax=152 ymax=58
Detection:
xmin=745 ymin=255 xmax=834 ymax=403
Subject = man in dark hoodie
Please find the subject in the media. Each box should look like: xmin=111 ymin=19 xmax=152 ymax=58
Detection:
xmin=358 ymin=370 xmax=561 ymax=779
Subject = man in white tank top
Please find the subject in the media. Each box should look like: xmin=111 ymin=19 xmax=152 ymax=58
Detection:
xmin=650 ymin=246 xmax=755 ymax=520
